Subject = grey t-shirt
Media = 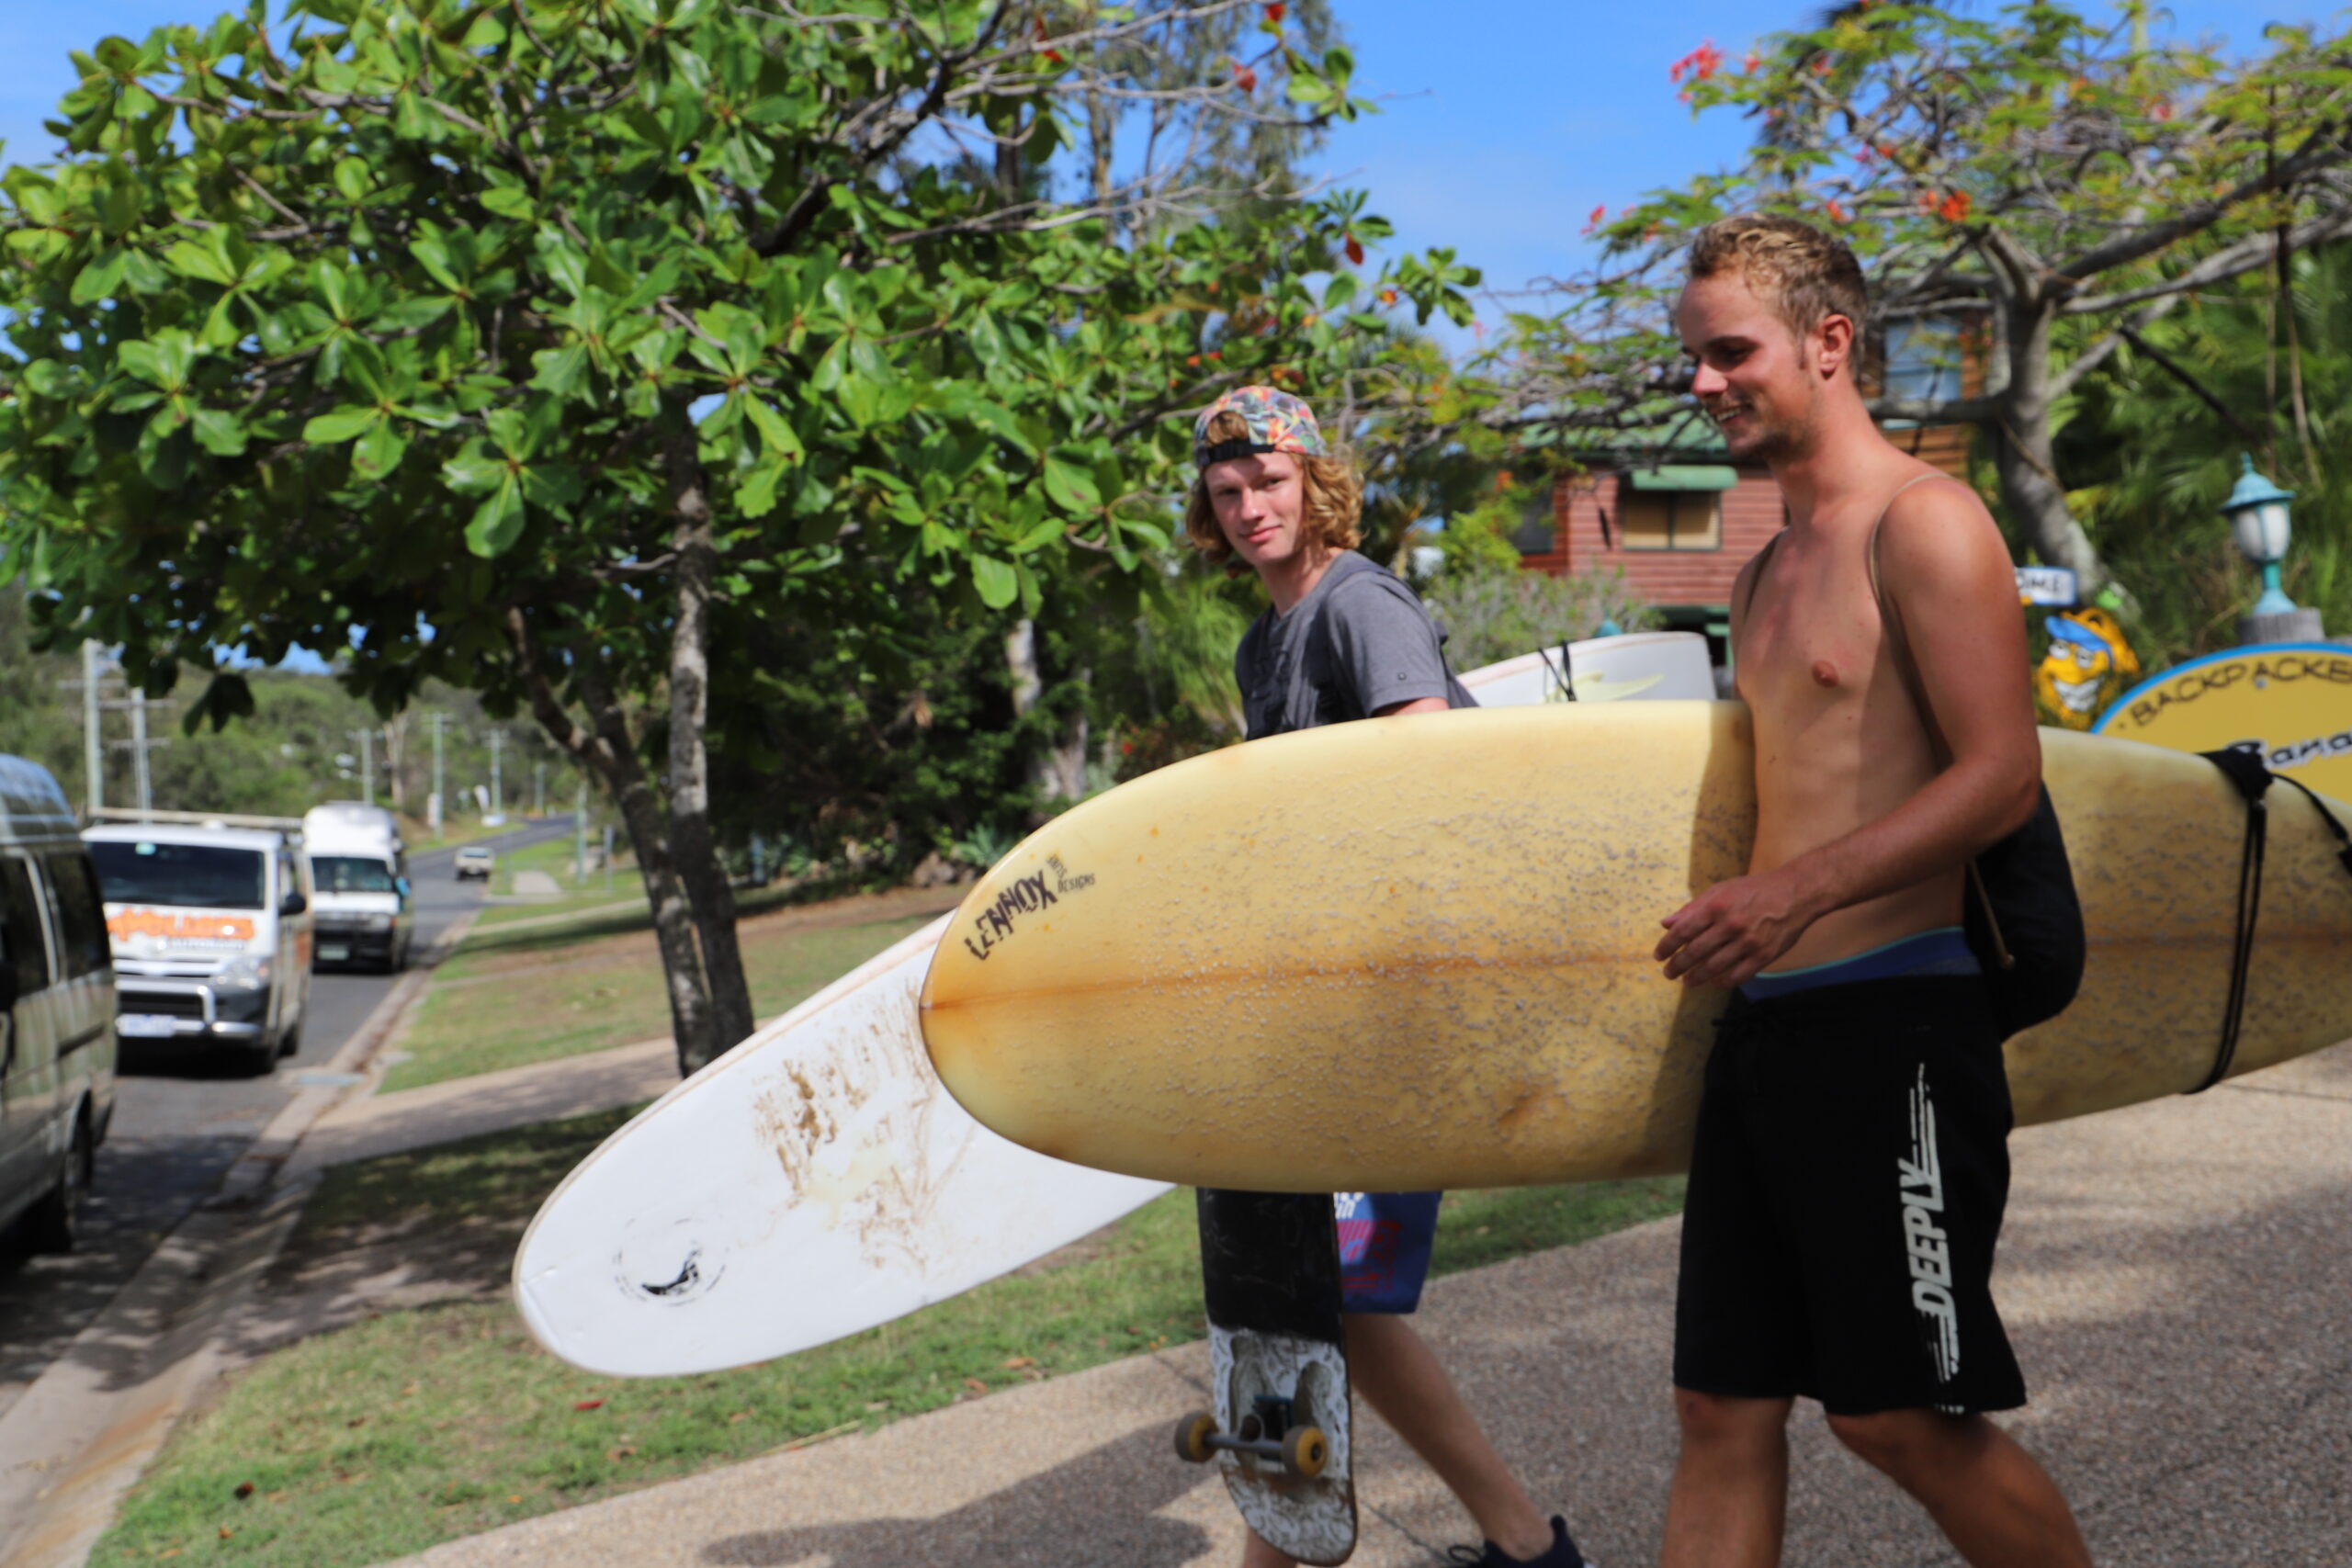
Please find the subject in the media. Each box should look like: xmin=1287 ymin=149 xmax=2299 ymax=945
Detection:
xmin=1234 ymin=553 xmax=1476 ymax=740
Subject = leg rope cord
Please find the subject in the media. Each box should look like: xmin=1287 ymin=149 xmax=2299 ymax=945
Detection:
xmin=2189 ymin=748 xmax=2352 ymax=1094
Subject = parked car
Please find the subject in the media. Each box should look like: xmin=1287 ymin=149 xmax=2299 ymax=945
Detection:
xmin=454 ymin=845 xmax=496 ymax=882
xmin=1 ymin=755 xmax=116 ymax=1251
xmin=85 ymin=824 xmax=311 ymax=1075
xmin=303 ymin=802 xmax=412 ymax=972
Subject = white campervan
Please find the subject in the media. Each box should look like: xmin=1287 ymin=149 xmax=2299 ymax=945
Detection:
xmin=2 ymin=756 xmax=117 ymax=1250
xmin=85 ymin=824 xmax=311 ymax=1074
xmin=301 ymin=802 xmax=412 ymax=972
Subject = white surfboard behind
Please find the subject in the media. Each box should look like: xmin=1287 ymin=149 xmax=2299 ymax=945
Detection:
xmin=514 ymin=635 xmax=1712 ymax=1378
xmin=514 ymin=915 xmax=1170 ymax=1376
xmin=1459 ymin=630 xmax=1716 ymax=706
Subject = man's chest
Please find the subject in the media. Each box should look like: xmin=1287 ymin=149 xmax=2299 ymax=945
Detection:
xmin=1736 ymin=550 xmax=1890 ymax=734
xmin=1244 ymin=621 xmax=1351 ymax=738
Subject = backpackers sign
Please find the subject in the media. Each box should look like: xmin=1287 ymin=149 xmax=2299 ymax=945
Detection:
xmin=2095 ymin=642 xmax=2352 ymax=804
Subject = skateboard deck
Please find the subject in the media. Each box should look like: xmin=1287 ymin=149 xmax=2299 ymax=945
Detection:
xmin=1177 ymin=1190 xmax=1356 ymax=1565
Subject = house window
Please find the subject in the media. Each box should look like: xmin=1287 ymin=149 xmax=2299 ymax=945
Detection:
xmin=1510 ymin=491 xmax=1556 ymax=556
xmin=1615 ymin=466 xmax=1733 ymax=551
xmin=1880 ymin=316 xmax=1964 ymax=427
xmin=1619 ymin=491 xmax=1721 ymax=550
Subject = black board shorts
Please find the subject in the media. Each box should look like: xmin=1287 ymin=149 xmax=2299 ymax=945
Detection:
xmin=1672 ymin=974 xmax=2028 ymax=1416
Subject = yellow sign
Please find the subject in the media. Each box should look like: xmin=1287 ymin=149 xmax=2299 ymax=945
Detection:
xmin=2035 ymin=608 xmax=2140 ymax=730
xmin=2095 ymin=642 xmax=2352 ymax=805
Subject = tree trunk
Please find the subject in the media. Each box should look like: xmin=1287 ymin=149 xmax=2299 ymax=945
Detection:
xmin=1087 ymin=91 xmax=1114 ymax=208
xmin=506 ymin=608 xmax=720 ymax=1077
xmin=1991 ymin=297 xmax=2120 ymax=598
xmin=595 ymin=710 xmax=719 ymax=1078
xmin=995 ymin=107 xmax=1024 ymax=200
xmin=1006 ymin=620 xmax=1091 ymax=810
xmin=382 ymin=712 xmax=408 ymax=810
xmin=665 ymin=436 xmax=756 ymax=1071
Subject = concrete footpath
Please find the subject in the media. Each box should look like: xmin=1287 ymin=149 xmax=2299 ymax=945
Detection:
xmin=382 ymin=1039 xmax=2352 ymax=1568
xmin=294 ymin=1037 xmax=676 ymax=1173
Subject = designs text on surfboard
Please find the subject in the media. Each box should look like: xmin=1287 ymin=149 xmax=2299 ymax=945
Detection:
xmin=960 ymin=859 xmax=1093 ymax=962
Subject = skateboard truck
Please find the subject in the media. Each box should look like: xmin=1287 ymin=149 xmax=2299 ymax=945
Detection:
xmin=1175 ymin=1388 xmax=1329 ymax=1478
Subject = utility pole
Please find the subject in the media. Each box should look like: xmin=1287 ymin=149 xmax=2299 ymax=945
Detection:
xmin=533 ymin=761 xmax=546 ymax=817
xmin=81 ymin=641 xmax=104 ymax=817
xmin=351 ymin=728 xmax=376 ymax=806
xmin=575 ymin=783 xmax=588 ymax=885
xmin=489 ymin=727 xmax=504 ymax=818
xmin=603 ymin=824 xmax=615 ymax=892
xmin=428 ymin=712 xmax=447 ymax=837
xmin=74 ymin=649 xmax=170 ymax=818
xmin=130 ymin=691 xmax=153 ymax=818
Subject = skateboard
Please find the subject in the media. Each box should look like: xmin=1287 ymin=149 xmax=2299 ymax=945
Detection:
xmin=1175 ymin=1189 xmax=1356 ymax=1565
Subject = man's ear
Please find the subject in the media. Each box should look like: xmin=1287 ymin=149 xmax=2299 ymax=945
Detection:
xmin=1815 ymin=312 xmax=1857 ymax=382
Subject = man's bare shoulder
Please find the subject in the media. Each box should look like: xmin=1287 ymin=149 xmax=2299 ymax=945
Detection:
xmin=1873 ymin=473 xmax=2012 ymax=599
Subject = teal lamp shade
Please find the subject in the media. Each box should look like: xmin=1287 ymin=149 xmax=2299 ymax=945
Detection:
xmin=2221 ymin=457 xmax=2297 ymax=615
xmin=2222 ymin=457 xmax=2293 ymax=565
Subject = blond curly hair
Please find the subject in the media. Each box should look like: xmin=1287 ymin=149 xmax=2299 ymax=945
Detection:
xmin=1182 ymin=410 xmax=1363 ymax=567
xmin=1685 ymin=212 xmax=1870 ymax=355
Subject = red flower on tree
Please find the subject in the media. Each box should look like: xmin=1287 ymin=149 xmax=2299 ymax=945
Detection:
xmin=1668 ymin=41 xmax=1724 ymax=84
xmin=1938 ymin=190 xmax=1972 ymax=222
xmin=1232 ymin=62 xmax=1258 ymax=92
xmin=1265 ymin=2 xmax=1286 ymax=20
xmin=1581 ymin=203 xmax=1607 ymax=237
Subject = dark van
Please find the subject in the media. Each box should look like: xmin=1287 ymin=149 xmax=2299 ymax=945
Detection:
xmin=0 ymin=756 xmax=116 ymax=1250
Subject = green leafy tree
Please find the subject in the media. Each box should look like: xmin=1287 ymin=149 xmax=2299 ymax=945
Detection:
xmin=2058 ymin=241 xmax=2352 ymax=662
xmin=0 ymin=0 xmax=1474 ymax=1072
xmin=1501 ymin=4 xmax=2352 ymax=602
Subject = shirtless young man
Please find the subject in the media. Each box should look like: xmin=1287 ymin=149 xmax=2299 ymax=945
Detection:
xmin=1185 ymin=386 xmax=1589 ymax=1568
xmin=1651 ymin=216 xmax=2094 ymax=1568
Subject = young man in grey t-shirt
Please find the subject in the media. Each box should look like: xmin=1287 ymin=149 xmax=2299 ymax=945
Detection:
xmin=1183 ymin=386 xmax=1588 ymax=1568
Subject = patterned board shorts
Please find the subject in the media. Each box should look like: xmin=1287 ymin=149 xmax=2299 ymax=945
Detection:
xmin=1335 ymin=1190 xmax=1442 ymax=1314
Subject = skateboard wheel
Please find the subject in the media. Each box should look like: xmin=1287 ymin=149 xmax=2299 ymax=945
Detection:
xmin=1174 ymin=1411 xmax=1218 ymax=1464
xmin=1282 ymin=1425 xmax=1329 ymax=1479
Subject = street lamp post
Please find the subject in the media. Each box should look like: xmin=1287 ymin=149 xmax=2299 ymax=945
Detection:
xmin=2224 ymin=457 xmax=2327 ymax=646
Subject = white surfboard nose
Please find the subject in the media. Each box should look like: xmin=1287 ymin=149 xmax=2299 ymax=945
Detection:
xmin=513 ymin=915 xmax=1170 ymax=1378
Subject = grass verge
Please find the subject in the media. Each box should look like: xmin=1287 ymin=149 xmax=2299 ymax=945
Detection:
xmin=89 ymin=1110 xmax=1683 ymax=1568
xmin=380 ymin=912 xmax=933 ymax=1094
xmin=467 ymin=834 xmax=649 ymax=929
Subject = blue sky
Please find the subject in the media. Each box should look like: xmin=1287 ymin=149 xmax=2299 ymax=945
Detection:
xmin=1306 ymin=0 xmax=2335 ymax=332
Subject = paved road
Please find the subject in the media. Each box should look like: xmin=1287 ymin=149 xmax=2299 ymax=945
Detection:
xmin=0 ymin=817 xmax=579 ymax=1423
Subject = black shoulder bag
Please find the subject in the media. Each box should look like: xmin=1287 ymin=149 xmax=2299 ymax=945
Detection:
xmin=1868 ymin=524 xmax=2086 ymax=1039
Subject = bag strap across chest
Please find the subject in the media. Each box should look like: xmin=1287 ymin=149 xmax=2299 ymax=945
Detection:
xmin=1865 ymin=473 xmax=1964 ymax=768
xmin=1859 ymin=474 xmax=2011 ymax=964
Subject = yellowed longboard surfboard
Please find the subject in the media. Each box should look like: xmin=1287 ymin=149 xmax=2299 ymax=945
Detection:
xmin=919 ymin=704 xmax=2352 ymax=1192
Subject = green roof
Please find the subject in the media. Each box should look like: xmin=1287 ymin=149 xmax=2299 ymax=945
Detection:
xmin=1624 ymin=464 xmax=1738 ymax=491
xmin=1516 ymin=402 xmax=1733 ymax=459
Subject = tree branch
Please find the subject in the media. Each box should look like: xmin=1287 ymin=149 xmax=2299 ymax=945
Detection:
xmin=2115 ymin=321 xmax=2270 ymax=449
xmin=2064 ymin=203 xmax=2352 ymax=313
xmin=2048 ymin=294 xmax=2184 ymax=400
xmin=1863 ymin=392 xmax=2003 ymax=424
xmin=2052 ymin=119 xmax=2352 ymax=287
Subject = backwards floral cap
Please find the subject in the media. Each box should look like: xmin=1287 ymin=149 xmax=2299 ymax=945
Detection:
xmin=1192 ymin=385 xmax=1329 ymax=470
